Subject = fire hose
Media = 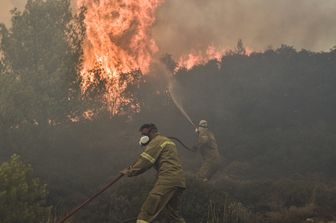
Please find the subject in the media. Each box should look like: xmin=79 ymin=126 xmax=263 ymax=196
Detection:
xmin=168 ymin=136 xmax=195 ymax=152
xmin=57 ymin=173 xmax=124 ymax=223
xmin=57 ymin=137 xmax=192 ymax=223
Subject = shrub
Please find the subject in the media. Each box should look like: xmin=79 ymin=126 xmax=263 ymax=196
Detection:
xmin=0 ymin=154 xmax=51 ymax=223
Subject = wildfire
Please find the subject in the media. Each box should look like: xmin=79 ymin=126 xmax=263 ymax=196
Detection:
xmin=76 ymin=0 xmax=162 ymax=114
xmin=175 ymin=45 xmax=254 ymax=71
xmin=245 ymin=47 xmax=254 ymax=56
xmin=176 ymin=45 xmax=226 ymax=71
xmin=75 ymin=1 xmax=253 ymax=115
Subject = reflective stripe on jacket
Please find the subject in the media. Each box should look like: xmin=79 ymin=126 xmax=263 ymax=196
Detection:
xmin=126 ymin=134 xmax=186 ymax=188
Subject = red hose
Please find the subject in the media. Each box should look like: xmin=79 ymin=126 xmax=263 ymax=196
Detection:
xmin=57 ymin=173 xmax=124 ymax=223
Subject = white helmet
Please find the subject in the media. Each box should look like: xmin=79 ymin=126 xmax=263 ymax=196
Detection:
xmin=199 ymin=120 xmax=208 ymax=128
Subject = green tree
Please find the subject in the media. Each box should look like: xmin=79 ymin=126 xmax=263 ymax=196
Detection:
xmin=0 ymin=0 xmax=87 ymax=152
xmin=0 ymin=154 xmax=51 ymax=223
xmin=0 ymin=0 xmax=83 ymax=130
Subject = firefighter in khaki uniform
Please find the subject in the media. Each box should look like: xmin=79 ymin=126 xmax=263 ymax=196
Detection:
xmin=193 ymin=120 xmax=221 ymax=182
xmin=121 ymin=123 xmax=186 ymax=223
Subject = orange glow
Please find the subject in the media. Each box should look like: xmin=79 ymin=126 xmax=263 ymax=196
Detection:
xmin=176 ymin=45 xmax=254 ymax=71
xmin=83 ymin=109 xmax=94 ymax=120
xmin=75 ymin=1 xmax=254 ymax=115
xmin=245 ymin=47 xmax=254 ymax=56
xmin=76 ymin=0 xmax=162 ymax=114
xmin=176 ymin=45 xmax=226 ymax=71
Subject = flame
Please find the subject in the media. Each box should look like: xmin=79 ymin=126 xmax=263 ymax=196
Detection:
xmin=245 ymin=47 xmax=254 ymax=56
xmin=76 ymin=0 xmax=162 ymax=114
xmin=75 ymin=0 xmax=253 ymax=115
xmin=83 ymin=109 xmax=94 ymax=120
xmin=176 ymin=45 xmax=226 ymax=71
xmin=175 ymin=45 xmax=225 ymax=71
xmin=176 ymin=45 xmax=254 ymax=71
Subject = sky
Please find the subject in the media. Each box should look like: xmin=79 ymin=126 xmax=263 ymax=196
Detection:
xmin=1 ymin=0 xmax=336 ymax=55
xmin=152 ymin=0 xmax=336 ymax=55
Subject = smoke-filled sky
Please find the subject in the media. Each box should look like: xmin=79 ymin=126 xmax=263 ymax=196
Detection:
xmin=1 ymin=0 xmax=336 ymax=55
xmin=0 ymin=0 xmax=26 ymax=25
xmin=153 ymin=0 xmax=336 ymax=55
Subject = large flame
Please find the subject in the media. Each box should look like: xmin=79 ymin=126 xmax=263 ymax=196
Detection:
xmin=75 ymin=0 xmax=252 ymax=115
xmin=76 ymin=0 xmax=161 ymax=114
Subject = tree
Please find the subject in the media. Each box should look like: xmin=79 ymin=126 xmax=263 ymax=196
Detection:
xmin=0 ymin=0 xmax=83 ymax=130
xmin=236 ymin=39 xmax=246 ymax=55
xmin=0 ymin=154 xmax=51 ymax=223
xmin=0 ymin=0 xmax=88 ymax=152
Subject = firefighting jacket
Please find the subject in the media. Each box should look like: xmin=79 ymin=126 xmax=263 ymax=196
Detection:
xmin=126 ymin=133 xmax=186 ymax=188
xmin=195 ymin=128 xmax=220 ymax=162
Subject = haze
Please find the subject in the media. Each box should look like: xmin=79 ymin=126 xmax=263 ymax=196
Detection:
xmin=1 ymin=0 xmax=336 ymax=57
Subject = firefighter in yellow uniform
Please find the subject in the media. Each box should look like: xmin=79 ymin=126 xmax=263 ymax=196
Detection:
xmin=193 ymin=120 xmax=221 ymax=182
xmin=121 ymin=123 xmax=186 ymax=223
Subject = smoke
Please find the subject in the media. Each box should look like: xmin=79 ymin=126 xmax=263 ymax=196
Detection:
xmin=152 ymin=0 xmax=336 ymax=59
xmin=2 ymin=0 xmax=336 ymax=54
xmin=148 ymin=58 xmax=196 ymax=129
xmin=0 ymin=0 xmax=25 ymax=25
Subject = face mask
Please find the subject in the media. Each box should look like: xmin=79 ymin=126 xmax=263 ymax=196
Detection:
xmin=139 ymin=135 xmax=150 ymax=146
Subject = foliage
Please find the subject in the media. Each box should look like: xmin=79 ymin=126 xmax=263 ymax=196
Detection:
xmin=0 ymin=0 xmax=83 ymax=136
xmin=182 ymin=177 xmax=251 ymax=223
xmin=0 ymin=1 xmax=336 ymax=222
xmin=69 ymin=176 xmax=251 ymax=223
xmin=0 ymin=154 xmax=51 ymax=223
xmin=174 ymin=43 xmax=336 ymax=179
xmin=207 ymin=200 xmax=251 ymax=223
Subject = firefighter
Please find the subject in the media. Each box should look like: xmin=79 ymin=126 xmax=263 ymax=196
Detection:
xmin=120 ymin=123 xmax=186 ymax=223
xmin=193 ymin=120 xmax=221 ymax=182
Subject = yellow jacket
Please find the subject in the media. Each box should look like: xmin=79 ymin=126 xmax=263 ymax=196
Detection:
xmin=126 ymin=134 xmax=186 ymax=188
xmin=196 ymin=128 xmax=221 ymax=162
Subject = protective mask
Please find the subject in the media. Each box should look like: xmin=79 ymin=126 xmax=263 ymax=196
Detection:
xmin=139 ymin=135 xmax=150 ymax=146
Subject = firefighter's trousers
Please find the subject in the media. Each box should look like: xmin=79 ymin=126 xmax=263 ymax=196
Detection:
xmin=136 ymin=184 xmax=186 ymax=223
xmin=198 ymin=158 xmax=220 ymax=181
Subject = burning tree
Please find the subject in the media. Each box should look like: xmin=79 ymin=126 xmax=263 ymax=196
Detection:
xmin=76 ymin=0 xmax=161 ymax=115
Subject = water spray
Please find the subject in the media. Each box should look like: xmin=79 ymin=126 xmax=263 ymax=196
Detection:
xmin=168 ymin=79 xmax=196 ymax=129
